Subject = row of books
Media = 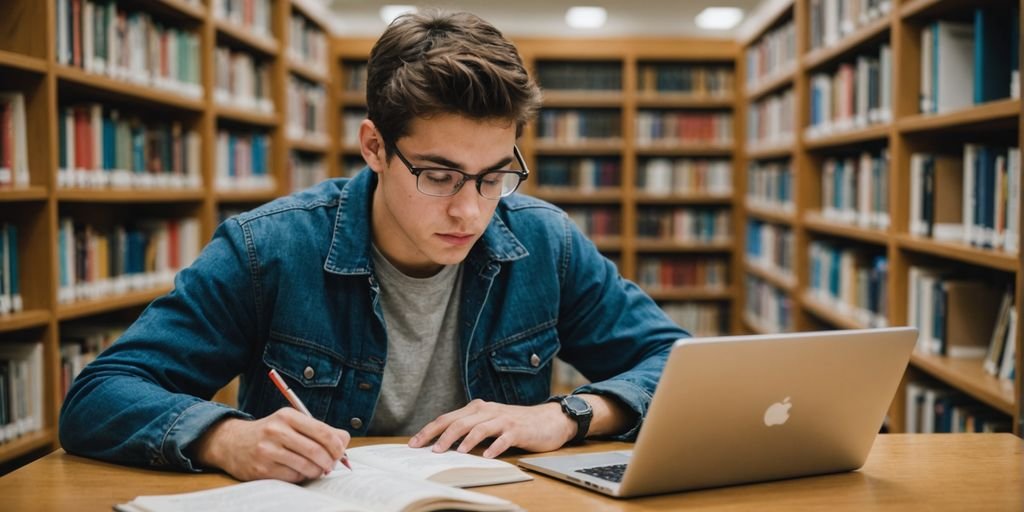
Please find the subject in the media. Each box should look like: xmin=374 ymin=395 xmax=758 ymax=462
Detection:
xmin=660 ymin=302 xmax=727 ymax=337
xmin=213 ymin=0 xmax=272 ymax=39
xmin=536 ymin=109 xmax=621 ymax=143
xmin=59 ymin=323 xmax=125 ymax=398
xmin=744 ymin=275 xmax=792 ymax=334
xmin=289 ymin=151 xmax=327 ymax=193
xmin=745 ymin=220 xmax=794 ymax=278
xmin=747 ymin=87 xmax=794 ymax=148
xmin=0 ymin=92 xmax=30 ymax=189
xmin=287 ymin=11 xmax=327 ymax=74
xmin=215 ymin=130 xmax=273 ymax=191
xmin=905 ymin=381 xmax=1012 ymax=433
xmin=55 ymin=0 xmax=203 ymax=98
xmin=745 ymin=20 xmax=796 ymax=90
xmin=57 ymin=104 xmax=202 ymax=189
xmin=920 ymin=10 xmax=1020 ymax=115
xmin=535 ymin=62 xmax=621 ymax=91
xmin=808 ymin=0 xmax=891 ymax=52
xmin=563 ymin=207 xmax=621 ymax=239
xmin=0 ymin=342 xmax=44 ymax=445
xmin=636 ymin=64 xmax=734 ymax=96
xmin=907 ymin=266 xmax=1017 ymax=381
xmin=214 ymin=46 xmax=274 ymax=114
xmin=635 ymin=158 xmax=732 ymax=196
xmin=0 ymin=223 xmax=22 ymax=316
xmin=286 ymin=76 xmax=328 ymax=143
xmin=342 ymin=62 xmax=368 ymax=93
xmin=807 ymin=241 xmax=888 ymax=327
xmin=535 ymin=157 xmax=621 ymax=191
xmin=340 ymin=108 xmax=366 ymax=147
xmin=820 ymin=149 xmax=891 ymax=230
xmin=635 ymin=111 xmax=733 ymax=146
xmin=746 ymin=160 xmax=794 ymax=212
xmin=806 ymin=44 xmax=892 ymax=138
xmin=57 ymin=217 xmax=201 ymax=304
xmin=636 ymin=257 xmax=728 ymax=290
xmin=908 ymin=146 xmax=1020 ymax=253
xmin=636 ymin=208 xmax=731 ymax=244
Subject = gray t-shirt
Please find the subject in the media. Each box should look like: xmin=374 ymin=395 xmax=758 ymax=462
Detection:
xmin=366 ymin=245 xmax=467 ymax=435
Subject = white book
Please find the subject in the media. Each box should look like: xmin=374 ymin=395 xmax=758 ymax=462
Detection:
xmin=933 ymin=21 xmax=975 ymax=114
xmin=920 ymin=25 xmax=933 ymax=113
xmin=962 ymin=144 xmax=977 ymax=245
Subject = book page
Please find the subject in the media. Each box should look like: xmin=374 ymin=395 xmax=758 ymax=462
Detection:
xmin=116 ymin=480 xmax=367 ymax=512
xmin=346 ymin=444 xmax=529 ymax=485
xmin=305 ymin=464 xmax=516 ymax=511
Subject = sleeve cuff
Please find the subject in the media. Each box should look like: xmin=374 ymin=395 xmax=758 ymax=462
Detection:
xmin=574 ymin=379 xmax=652 ymax=441
xmin=159 ymin=400 xmax=253 ymax=472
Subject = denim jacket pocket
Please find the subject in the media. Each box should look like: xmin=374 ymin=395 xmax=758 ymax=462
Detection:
xmin=261 ymin=330 xmax=346 ymax=419
xmin=486 ymin=326 xmax=560 ymax=405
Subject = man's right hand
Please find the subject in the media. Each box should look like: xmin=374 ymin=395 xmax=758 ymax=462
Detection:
xmin=191 ymin=408 xmax=351 ymax=482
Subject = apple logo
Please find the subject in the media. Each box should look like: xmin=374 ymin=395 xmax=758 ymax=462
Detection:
xmin=764 ymin=397 xmax=792 ymax=426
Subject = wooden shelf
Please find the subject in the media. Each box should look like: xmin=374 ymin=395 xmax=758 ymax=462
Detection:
xmin=634 ymin=240 xmax=733 ymax=252
xmin=899 ymin=0 xmax=1002 ymax=20
xmin=288 ymin=59 xmax=328 ymax=84
xmin=745 ymin=142 xmax=795 ymax=160
xmin=744 ymin=260 xmax=796 ymax=291
xmin=803 ymin=212 xmax=889 ymax=245
xmin=57 ymin=286 xmax=172 ymax=321
xmin=151 ymin=0 xmax=206 ymax=21
xmin=634 ymin=144 xmax=734 ymax=157
xmin=215 ymin=105 xmax=279 ymax=126
xmin=0 ymin=429 xmax=54 ymax=463
xmin=800 ymin=292 xmax=868 ymax=330
xmin=634 ymin=193 xmax=733 ymax=205
xmin=0 ymin=50 xmax=47 ymax=74
xmin=539 ymin=90 xmax=623 ymax=107
xmin=803 ymin=123 xmax=891 ymax=151
xmin=288 ymin=137 xmax=330 ymax=153
xmin=898 ymin=99 xmax=1021 ymax=134
xmin=591 ymin=237 xmax=623 ymax=252
xmin=802 ymin=13 xmax=892 ymax=70
xmin=645 ymin=287 xmax=733 ymax=301
xmin=635 ymin=93 xmax=734 ymax=109
xmin=745 ymin=203 xmax=796 ymax=225
xmin=744 ymin=66 xmax=797 ymax=100
xmin=531 ymin=188 xmax=623 ymax=204
xmin=894 ymin=234 xmax=1020 ymax=272
xmin=533 ymin=140 xmax=624 ymax=155
xmin=215 ymin=20 xmax=279 ymax=56
xmin=339 ymin=91 xmax=366 ymax=106
xmin=0 ymin=187 xmax=48 ymax=201
xmin=216 ymin=189 xmax=280 ymax=203
xmin=57 ymin=189 xmax=205 ymax=203
xmin=910 ymin=352 xmax=1016 ymax=416
xmin=56 ymin=66 xmax=204 ymax=112
xmin=0 ymin=310 xmax=51 ymax=334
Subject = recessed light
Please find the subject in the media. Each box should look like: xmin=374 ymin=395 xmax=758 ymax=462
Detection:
xmin=695 ymin=7 xmax=744 ymax=30
xmin=565 ymin=6 xmax=607 ymax=29
xmin=380 ymin=5 xmax=417 ymax=25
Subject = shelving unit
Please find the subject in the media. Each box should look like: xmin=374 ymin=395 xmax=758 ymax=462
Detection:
xmin=739 ymin=0 xmax=1023 ymax=436
xmin=0 ymin=0 xmax=337 ymax=469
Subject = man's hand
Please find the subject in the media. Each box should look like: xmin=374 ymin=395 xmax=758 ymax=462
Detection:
xmin=408 ymin=399 xmax=576 ymax=458
xmin=191 ymin=408 xmax=351 ymax=483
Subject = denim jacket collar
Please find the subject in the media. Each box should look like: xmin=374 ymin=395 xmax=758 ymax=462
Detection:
xmin=323 ymin=169 xmax=529 ymax=277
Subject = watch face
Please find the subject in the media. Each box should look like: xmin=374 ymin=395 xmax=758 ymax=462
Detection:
xmin=563 ymin=396 xmax=592 ymax=416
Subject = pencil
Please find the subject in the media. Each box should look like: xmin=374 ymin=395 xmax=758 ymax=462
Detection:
xmin=268 ymin=368 xmax=353 ymax=471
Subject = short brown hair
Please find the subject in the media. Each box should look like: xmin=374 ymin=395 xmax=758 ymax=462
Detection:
xmin=366 ymin=11 xmax=542 ymax=154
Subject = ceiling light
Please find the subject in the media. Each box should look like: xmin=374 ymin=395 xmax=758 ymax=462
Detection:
xmin=695 ymin=7 xmax=744 ymax=30
xmin=380 ymin=5 xmax=417 ymax=25
xmin=565 ymin=7 xmax=607 ymax=29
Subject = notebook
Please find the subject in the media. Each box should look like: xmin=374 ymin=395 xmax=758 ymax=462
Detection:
xmin=518 ymin=327 xmax=918 ymax=498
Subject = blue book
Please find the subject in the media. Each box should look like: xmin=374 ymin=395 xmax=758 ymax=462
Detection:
xmin=7 ymin=223 xmax=18 ymax=311
xmin=973 ymin=8 xmax=1013 ymax=103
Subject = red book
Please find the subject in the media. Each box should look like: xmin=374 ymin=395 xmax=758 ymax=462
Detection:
xmin=71 ymin=0 xmax=81 ymax=67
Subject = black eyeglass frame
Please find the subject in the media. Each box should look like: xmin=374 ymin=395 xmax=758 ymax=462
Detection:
xmin=389 ymin=143 xmax=530 ymax=199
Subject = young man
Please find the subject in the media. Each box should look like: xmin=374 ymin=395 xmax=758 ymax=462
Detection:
xmin=59 ymin=11 xmax=687 ymax=483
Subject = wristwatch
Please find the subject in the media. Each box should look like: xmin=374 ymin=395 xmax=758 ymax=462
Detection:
xmin=547 ymin=395 xmax=593 ymax=445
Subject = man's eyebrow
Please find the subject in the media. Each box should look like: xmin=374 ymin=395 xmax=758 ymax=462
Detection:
xmin=414 ymin=152 xmax=515 ymax=172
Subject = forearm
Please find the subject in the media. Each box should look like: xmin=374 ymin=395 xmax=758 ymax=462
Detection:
xmin=578 ymin=393 xmax=636 ymax=438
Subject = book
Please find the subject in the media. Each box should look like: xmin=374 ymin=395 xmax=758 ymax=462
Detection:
xmin=114 ymin=445 xmax=528 ymax=512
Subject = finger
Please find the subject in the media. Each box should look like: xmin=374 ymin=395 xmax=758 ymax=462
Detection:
xmin=265 ymin=460 xmax=311 ymax=484
xmin=432 ymin=413 xmax=488 ymax=453
xmin=278 ymin=410 xmax=348 ymax=466
xmin=254 ymin=440 xmax=325 ymax=481
xmin=267 ymin=418 xmax=339 ymax=474
xmin=456 ymin=418 xmax=503 ymax=454
xmin=482 ymin=433 xmax=514 ymax=459
xmin=410 ymin=406 xmax=473 ymax=447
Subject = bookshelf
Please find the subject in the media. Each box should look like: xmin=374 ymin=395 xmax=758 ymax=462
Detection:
xmin=0 ymin=0 xmax=337 ymax=469
xmin=739 ymin=0 xmax=1023 ymax=436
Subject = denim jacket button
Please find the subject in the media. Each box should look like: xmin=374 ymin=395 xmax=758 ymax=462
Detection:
xmin=530 ymin=353 xmax=541 ymax=367
xmin=358 ymin=382 xmax=372 ymax=390
xmin=303 ymin=366 xmax=315 ymax=379
xmin=350 ymin=417 xmax=364 ymax=429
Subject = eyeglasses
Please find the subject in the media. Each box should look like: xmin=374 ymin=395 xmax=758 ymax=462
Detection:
xmin=390 ymin=144 xmax=529 ymax=199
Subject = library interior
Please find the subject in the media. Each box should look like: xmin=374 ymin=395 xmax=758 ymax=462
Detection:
xmin=0 ymin=0 xmax=1022 ymax=509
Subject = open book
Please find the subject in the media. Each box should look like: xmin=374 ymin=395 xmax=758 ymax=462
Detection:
xmin=114 ymin=444 xmax=530 ymax=512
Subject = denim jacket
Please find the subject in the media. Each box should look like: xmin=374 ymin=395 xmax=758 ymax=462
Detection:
xmin=59 ymin=169 xmax=688 ymax=471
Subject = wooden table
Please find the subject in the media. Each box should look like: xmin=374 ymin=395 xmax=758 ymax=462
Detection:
xmin=1 ymin=434 xmax=1021 ymax=511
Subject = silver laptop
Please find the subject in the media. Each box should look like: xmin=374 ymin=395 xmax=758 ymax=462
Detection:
xmin=518 ymin=327 xmax=918 ymax=498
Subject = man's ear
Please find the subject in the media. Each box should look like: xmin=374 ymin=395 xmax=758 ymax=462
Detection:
xmin=359 ymin=119 xmax=385 ymax=173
